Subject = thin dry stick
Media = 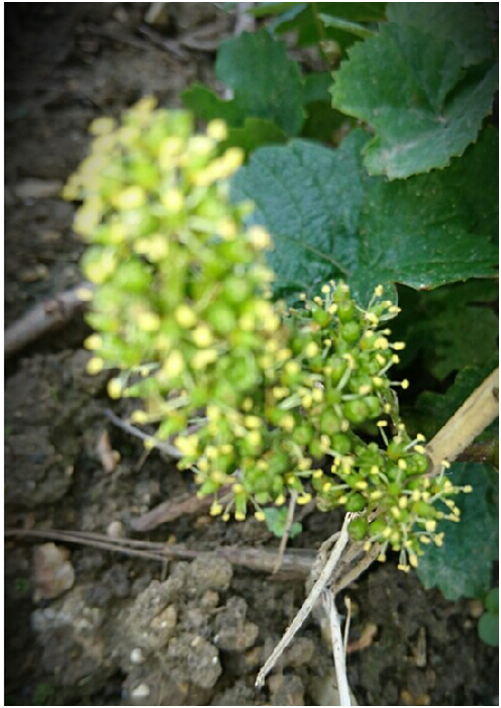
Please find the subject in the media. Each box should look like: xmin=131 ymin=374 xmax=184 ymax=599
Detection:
xmin=103 ymin=409 xmax=182 ymax=459
xmin=129 ymin=487 xmax=229 ymax=532
xmin=343 ymin=596 xmax=352 ymax=653
xmin=273 ymin=490 xmax=298 ymax=574
xmin=322 ymin=588 xmax=351 ymax=707
xmin=5 ymin=527 xmax=317 ymax=578
xmin=5 ymin=281 xmax=93 ymax=360
xmin=255 ymin=513 xmax=353 ymax=688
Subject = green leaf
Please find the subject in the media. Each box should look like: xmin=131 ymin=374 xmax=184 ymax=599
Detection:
xmin=319 ymin=14 xmax=376 ymax=40
xmin=302 ymin=72 xmax=333 ymax=104
xmin=232 ymin=128 xmax=498 ymax=305
xmin=251 ymin=2 xmax=306 ymax=17
xmin=265 ymin=3 xmax=387 ymax=50
xmin=350 ymin=128 xmax=498 ymax=303
xmin=232 ymin=131 xmax=369 ymax=297
xmin=417 ymin=463 xmax=499 ymax=600
xmin=302 ymin=73 xmax=354 ymax=143
xmin=391 ymin=281 xmax=499 ymax=380
xmin=485 ymin=587 xmax=499 ymax=614
xmin=387 ymin=2 xmax=495 ymax=66
xmin=216 ymin=30 xmax=304 ymax=135
xmin=330 ymin=22 xmax=498 ymax=178
xmin=263 ymin=507 xmax=302 ymax=538
xmin=224 ymin=118 xmax=287 ymax=154
xmin=182 ymin=31 xmax=304 ymax=138
xmin=182 ymin=83 xmax=243 ymax=126
xmin=478 ymin=611 xmax=499 ymax=647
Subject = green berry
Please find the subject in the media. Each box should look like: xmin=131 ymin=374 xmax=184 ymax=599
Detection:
xmin=343 ymin=399 xmax=369 ymax=425
xmin=346 ymin=493 xmax=367 ymax=512
xmin=320 ymin=410 xmax=341 ymax=436
xmin=341 ymin=321 xmax=361 ymax=343
xmin=332 ymin=433 xmax=352 ymax=455
xmin=337 ymin=299 xmax=355 ymax=323
xmin=348 ymin=516 xmax=368 ymax=540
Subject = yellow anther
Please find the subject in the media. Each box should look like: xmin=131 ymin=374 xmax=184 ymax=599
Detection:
xmin=175 ymin=304 xmax=197 ymax=328
xmin=138 ymin=312 xmax=161 ymax=332
xmin=374 ymin=337 xmax=389 ymax=350
xmin=107 ymin=378 xmax=122 ymax=399
xmin=297 ymin=493 xmax=312 ymax=505
xmin=305 ymin=341 xmax=319 ymax=358
xmin=86 ymin=357 xmax=104 ymax=375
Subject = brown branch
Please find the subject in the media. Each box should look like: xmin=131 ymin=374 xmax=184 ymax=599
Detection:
xmin=5 ymin=527 xmax=315 ymax=579
xmin=128 ymin=486 xmax=231 ymax=532
xmin=4 ymin=281 xmax=93 ymax=360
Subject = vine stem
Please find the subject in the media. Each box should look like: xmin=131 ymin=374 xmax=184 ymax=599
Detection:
xmin=426 ymin=367 xmax=499 ymax=476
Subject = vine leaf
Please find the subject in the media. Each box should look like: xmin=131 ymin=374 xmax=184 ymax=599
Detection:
xmin=330 ymin=22 xmax=498 ymax=178
xmin=417 ymin=463 xmax=499 ymax=600
xmin=232 ymin=130 xmax=369 ymax=297
xmin=387 ymin=2 xmax=495 ymax=67
xmin=254 ymin=2 xmax=387 ymax=50
xmin=183 ymin=30 xmax=304 ymax=138
xmin=232 ymin=128 xmax=498 ymax=305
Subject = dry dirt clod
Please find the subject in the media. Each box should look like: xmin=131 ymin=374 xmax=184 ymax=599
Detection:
xmin=32 ymin=542 xmax=75 ymax=601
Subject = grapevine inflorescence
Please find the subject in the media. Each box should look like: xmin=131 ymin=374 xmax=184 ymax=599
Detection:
xmin=65 ymin=97 xmax=471 ymax=572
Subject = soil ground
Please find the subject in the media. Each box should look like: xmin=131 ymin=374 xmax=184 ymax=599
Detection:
xmin=4 ymin=4 xmax=498 ymax=706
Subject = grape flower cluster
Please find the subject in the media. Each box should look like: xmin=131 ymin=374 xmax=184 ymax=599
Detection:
xmin=65 ymin=97 xmax=471 ymax=572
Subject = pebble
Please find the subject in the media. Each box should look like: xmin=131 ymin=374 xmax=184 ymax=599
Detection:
xmin=130 ymin=683 xmax=150 ymax=699
xmin=107 ymin=520 xmax=125 ymax=538
xmin=130 ymin=648 xmax=146 ymax=665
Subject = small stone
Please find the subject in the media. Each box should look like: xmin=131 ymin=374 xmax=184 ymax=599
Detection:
xmin=131 ymin=683 xmax=150 ymax=699
xmin=150 ymin=603 xmax=177 ymax=631
xmin=107 ymin=520 xmax=125 ymax=538
xmin=130 ymin=648 xmax=146 ymax=665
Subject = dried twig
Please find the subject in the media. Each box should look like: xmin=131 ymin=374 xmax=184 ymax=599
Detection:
xmin=5 ymin=527 xmax=316 ymax=579
xmin=5 ymin=281 xmax=93 ymax=360
xmin=129 ymin=486 xmax=231 ymax=532
xmin=256 ymin=513 xmax=353 ymax=688
xmin=273 ymin=490 xmax=298 ymax=574
xmin=322 ymin=588 xmax=351 ymax=707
